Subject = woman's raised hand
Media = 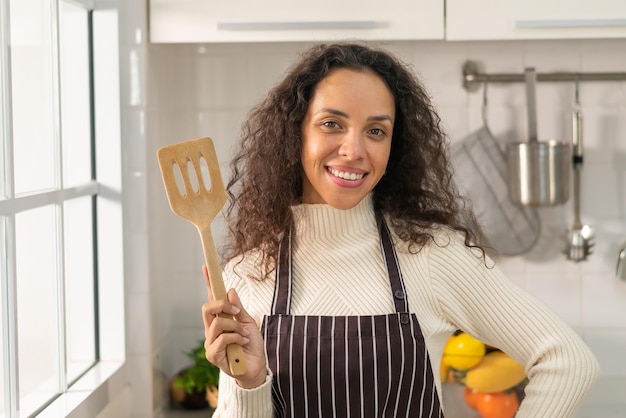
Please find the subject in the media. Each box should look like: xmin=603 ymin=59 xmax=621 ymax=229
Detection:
xmin=201 ymin=266 xmax=268 ymax=388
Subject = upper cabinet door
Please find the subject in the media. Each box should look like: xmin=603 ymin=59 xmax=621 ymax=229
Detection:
xmin=149 ymin=0 xmax=444 ymax=43
xmin=446 ymin=0 xmax=626 ymax=40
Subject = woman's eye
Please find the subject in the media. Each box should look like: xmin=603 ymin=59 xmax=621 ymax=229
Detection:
xmin=322 ymin=121 xmax=340 ymax=129
xmin=369 ymin=128 xmax=385 ymax=136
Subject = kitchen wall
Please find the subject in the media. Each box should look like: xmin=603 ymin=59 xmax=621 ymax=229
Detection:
xmin=141 ymin=38 xmax=626 ymax=415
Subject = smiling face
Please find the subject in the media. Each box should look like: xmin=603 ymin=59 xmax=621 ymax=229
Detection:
xmin=300 ymin=68 xmax=395 ymax=209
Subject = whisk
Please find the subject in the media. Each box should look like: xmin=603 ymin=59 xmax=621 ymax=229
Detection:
xmin=562 ymin=81 xmax=594 ymax=262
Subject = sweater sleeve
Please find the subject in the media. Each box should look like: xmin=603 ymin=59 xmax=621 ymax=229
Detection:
xmin=211 ymin=371 xmax=274 ymax=418
xmin=427 ymin=233 xmax=600 ymax=417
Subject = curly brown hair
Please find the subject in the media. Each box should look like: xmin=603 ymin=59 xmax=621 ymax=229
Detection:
xmin=223 ymin=42 xmax=484 ymax=276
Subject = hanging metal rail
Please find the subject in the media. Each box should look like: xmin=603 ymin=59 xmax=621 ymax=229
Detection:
xmin=462 ymin=60 xmax=626 ymax=92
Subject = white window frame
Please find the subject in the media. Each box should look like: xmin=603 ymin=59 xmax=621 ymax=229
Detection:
xmin=0 ymin=0 xmax=125 ymax=417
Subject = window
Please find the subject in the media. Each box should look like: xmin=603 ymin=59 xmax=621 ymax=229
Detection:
xmin=0 ymin=1 xmax=124 ymax=417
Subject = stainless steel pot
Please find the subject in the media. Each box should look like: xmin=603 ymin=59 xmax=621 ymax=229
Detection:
xmin=507 ymin=68 xmax=570 ymax=207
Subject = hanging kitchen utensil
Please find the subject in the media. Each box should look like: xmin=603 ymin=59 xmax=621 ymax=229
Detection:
xmin=617 ymin=244 xmax=626 ymax=281
xmin=451 ymin=78 xmax=541 ymax=256
xmin=562 ymin=81 xmax=594 ymax=262
xmin=157 ymin=137 xmax=247 ymax=376
xmin=507 ymin=68 xmax=571 ymax=207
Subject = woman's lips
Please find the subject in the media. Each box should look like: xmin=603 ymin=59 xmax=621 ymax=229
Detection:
xmin=327 ymin=166 xmax=365 ymax=180
xmin=326 ymin=166 xmax=367 ymax=187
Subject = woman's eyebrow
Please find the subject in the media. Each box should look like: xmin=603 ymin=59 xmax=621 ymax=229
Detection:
xmin=368 ymin=115 xmax=393 ymax=123
xmin=316 ymin=108 xmax=349 ymax=118
xmin=317 ymin=108 xmax=393 ymax=123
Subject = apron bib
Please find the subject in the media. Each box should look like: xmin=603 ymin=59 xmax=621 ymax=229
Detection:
xmin=261 ymin=214 xmax=444 ymax=418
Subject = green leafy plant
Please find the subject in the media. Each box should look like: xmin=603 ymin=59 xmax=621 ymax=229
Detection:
xmin=173 ymin=340 xmax=220 ymax=394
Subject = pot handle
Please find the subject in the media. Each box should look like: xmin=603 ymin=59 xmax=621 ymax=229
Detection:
xmin=525 ymin=67 xmax=538 ymax=142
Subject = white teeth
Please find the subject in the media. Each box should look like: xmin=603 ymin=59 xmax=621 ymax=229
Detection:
xmin=328 ymin=167 xmax=364 ymax=181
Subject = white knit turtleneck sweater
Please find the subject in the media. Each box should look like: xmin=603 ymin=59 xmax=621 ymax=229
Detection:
xmin=213 ymin=195 xmax=599 ymax=418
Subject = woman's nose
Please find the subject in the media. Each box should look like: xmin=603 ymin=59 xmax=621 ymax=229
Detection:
xmin=339 ymin=131 xmax=364 ymax=160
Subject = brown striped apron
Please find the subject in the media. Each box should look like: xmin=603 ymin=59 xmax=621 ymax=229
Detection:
xmin=261 ymin=213 xmax=444 ymax=418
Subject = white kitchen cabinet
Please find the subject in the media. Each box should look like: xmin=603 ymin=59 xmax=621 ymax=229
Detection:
xmin=446 ymin=0 xmax=626 ymax=40
xmin=149 ymin=0 xmax=443 ymax=43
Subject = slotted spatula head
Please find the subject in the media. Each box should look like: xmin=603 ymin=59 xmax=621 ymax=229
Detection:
xmin=157 ymin=137 xmax=226 ymax=229
xmin=157 ymin=137 xmax=247 ymax=376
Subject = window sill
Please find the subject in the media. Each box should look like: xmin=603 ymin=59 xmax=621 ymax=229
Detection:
xmin=36 ymin=361 xmax=126 ymax=418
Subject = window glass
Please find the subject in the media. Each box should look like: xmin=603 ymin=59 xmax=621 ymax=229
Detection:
xmin=10 ymin=0 xmax=56 ymax=194
xmin=0 ymin=223 xmax=5 ymax=418
xmin=15 ymin=205 xmax=59 ymax=417
xmin=60 ymin=3 xmax=92 ymax=187
xmin=64 ymin=196 xmax=96 ymax=383
xmin=0 ymin=1 xmax=116 ymax=416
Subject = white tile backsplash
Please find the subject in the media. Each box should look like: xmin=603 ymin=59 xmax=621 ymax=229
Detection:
xmin=581 ymin=39 xmax=626 ymax=71
xmin=243 ymin=50 xmax=299 ymax=103
xmin=126 ymin=232 xmax=150 ymax=294
xmin=466 ymin=41 xmax=525 ymax=73
xmin=126 ymin=354 xmax=153 ymax=415
xmin=122 ymin=107 xmax=148 ymax=172
xmin=195 ymin=109 xmax=246 ymax=161
xmin=153 ymin=215 xmax=200 ymax=270
xmin=582 ymin=329 xmax=626 ymax=377
xmin=127 ymin=293 xmax=151 ymax=355
xmin=134 ymin=36 xmax=626 ymax=414
xmin=582 ymin=273 xmax=626 ymax=328
xmin=195 ymin=54 xmax=249 ymax=108
xmin=522 ymin=39 xmax=582 ymax=70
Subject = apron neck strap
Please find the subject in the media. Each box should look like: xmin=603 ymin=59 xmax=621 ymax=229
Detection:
xmin=376 ymin=212 xmax=409 ymax=313
xmin=272 ymin=211 xmax=410 ymax=315
xmin=272 ymin=224 xmax=292 ymax=315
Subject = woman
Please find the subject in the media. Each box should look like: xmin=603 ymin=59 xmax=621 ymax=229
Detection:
xmin=202 ymin=43 xmax=599 ymax=417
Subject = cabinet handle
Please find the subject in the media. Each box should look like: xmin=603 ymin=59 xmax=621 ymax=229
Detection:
xmin=515 ymin=19 xmax=626 ymax=29
xmin=217 ymin=21 xmax=378 ymax=31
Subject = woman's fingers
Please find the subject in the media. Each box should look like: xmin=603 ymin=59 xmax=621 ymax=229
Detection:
xmin=201 ymin=266 xmax=268 ymax=387
xmin=203 ymin=302 xmax=249 ymax=372
xmin=201 ymin=268 xmax=249 ymax=372
xmin=204 ymin=310 xmax=248 ymax=342
xmin=202 ymin=299 xmax=246 ymax=345
xmin=226 ymin=288 xmax=253 ymax=323
xmin=203 ymin=298 xmax=240 ymax=318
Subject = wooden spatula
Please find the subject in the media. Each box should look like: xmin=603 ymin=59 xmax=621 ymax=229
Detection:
xmin=157 ymin=137 xmax=247 ymax=376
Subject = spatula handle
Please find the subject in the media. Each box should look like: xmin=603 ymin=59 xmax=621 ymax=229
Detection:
xmin=200 ymin=227 xmax=248 ymax=376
